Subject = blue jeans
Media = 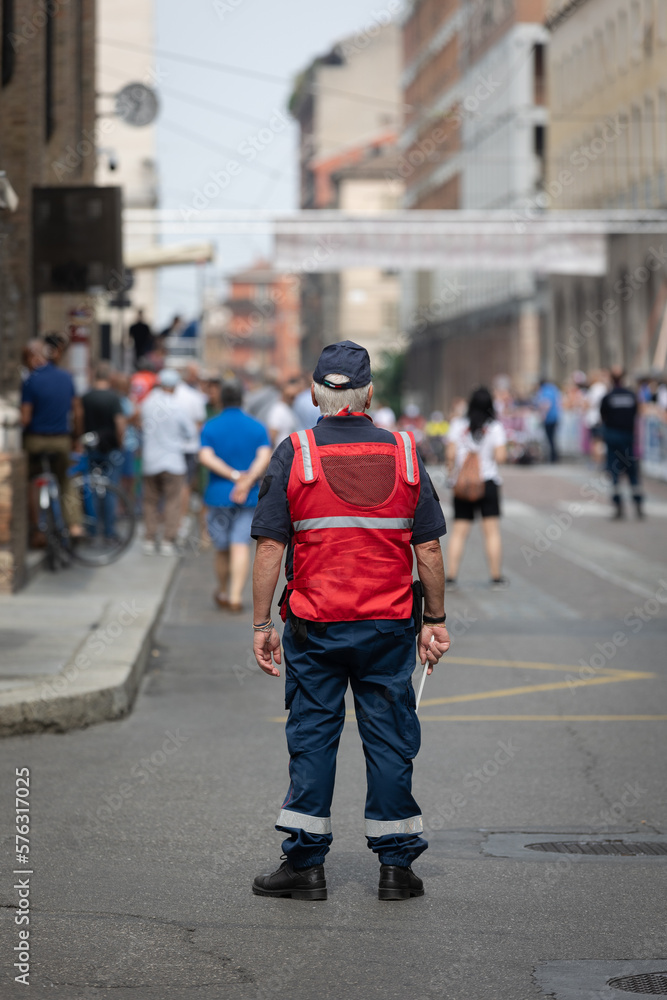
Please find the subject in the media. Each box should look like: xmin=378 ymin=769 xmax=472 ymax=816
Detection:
xmin=277 ymin=618 xmax=427 ymax=869
xmin=87 ymin=450 xmax=122 ymax=537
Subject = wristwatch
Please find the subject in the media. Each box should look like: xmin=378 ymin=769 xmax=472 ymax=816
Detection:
xmin=231 ymin=470 xmax=241 ymax=482
xmin=423 ymin=613 xmax=446 ymax=625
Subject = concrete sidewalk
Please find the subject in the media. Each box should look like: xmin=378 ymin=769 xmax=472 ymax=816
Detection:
xmin=0 ymin=540 xmax=180 ymax=736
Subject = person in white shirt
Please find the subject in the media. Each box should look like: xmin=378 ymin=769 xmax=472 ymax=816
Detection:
xmin=140 ymin=369 xmax=196 ymax=556
xmin=445 ymin=387 xmax=508 ymax=588
xmin=173 ymin=363 xmax=208 ymax=533
xmin=584 ymin=369 xmax=609 ymax=465
xmin=266 ymin=374 xmax=300 ymax=448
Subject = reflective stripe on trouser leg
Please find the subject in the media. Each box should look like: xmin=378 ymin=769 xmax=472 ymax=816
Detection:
xmin=349 ymin=621 xmax=428 ymax=866
xmin=276 ymin=625 xmax=348 ymax=867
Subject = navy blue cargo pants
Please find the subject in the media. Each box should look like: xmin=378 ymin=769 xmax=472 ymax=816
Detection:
xmin=276 ymin=618 xmax=428 ymax=869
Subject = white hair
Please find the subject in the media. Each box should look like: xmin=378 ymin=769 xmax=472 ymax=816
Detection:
xmin=313 ymin=373 xmax=372 ymax=416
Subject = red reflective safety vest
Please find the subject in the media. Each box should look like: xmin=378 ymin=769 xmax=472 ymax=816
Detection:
xmin=285 ymin=428 xmax=420 ymax=622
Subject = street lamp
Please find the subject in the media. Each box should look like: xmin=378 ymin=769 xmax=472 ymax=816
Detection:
xmin=0 ymin=171 xmax=19 ymax=212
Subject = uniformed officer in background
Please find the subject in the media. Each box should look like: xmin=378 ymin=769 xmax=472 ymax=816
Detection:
xmin=250 ymin=341 xmax=450 ymax=901
xmin=600 ymin=366 xmax=643 ymax=520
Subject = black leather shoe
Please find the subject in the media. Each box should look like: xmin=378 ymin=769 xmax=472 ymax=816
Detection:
xmin=252 ymin=860 xmax=327 ymax=900
xmin=378 ymin=864 xmax=424 ymax=901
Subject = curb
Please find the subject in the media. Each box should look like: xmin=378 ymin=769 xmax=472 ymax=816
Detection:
xmin=0 ymin=557 xmax=181 ymax=738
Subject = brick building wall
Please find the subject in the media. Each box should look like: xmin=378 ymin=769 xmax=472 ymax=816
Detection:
xmin=0 ymin=0 xmax=95 ymax=590
xmin=0 ymin=0 xmax=96 ymax=402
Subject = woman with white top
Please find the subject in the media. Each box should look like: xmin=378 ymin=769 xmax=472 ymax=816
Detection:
xmin=445 ymin=387 xmax=508 ymax=588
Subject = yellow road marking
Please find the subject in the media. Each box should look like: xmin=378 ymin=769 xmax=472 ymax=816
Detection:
xmin=267 ymin=657 xmax=657 ymax=722
xmin=419 ymin=672 xmax=650 ymax=707
xmin=442 ymin=655 xmax=654 ymax=675
xmin=418 ymin=715 xmax=667 ymax=722
xmin=269 ymin=714 xmax=667 ymax=723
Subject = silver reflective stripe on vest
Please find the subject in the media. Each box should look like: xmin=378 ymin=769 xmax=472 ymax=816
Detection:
xmin=365 ymin=815 xmax=423 ymax=836
xmin=296 ymin=430 xmax=315 ymax=482
xmin=398 ymin=431 xmax=416 ymax=484
xmin=293 ymin=516 xmax=413 ymax=531
xmin=277 ymin=808 xmax=332 ymax=835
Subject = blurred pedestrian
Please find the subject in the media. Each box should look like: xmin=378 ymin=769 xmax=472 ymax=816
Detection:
xmin=140 ymin=369 xmax=196 ymax=556
xmin=130 ymin=359 xmax=157 ymax=405
xmin=424 ymin=410 xmax=449 ymax=464
xmin=81 ymin=362 xmax=126 ymax=478
xmin=534 ymin=378 xmax=562 ymax=463
xmin=584 ymin=369 xmax=608 ymax=465
xmin=198 ymin=380 xmax=271 ymax=611
xmin=203 ymin=376 xmax=222 ymax=418
xmin=20 ymin=339 xmax=46 ymax=380
xmin=373 ymin=399 xmax=397 ymax=431
xmin=445 ymin=387 xmax=508 ymax=588
xmin=158 ymin=313 xmax=184 ymax=340
xmin=21 ymin=333 xmax=83 ymax=543
xmin=81 ymin=363 xmax=126 ymax=539
xmin=110 ymin=371 xmax=140 ymax=502
xmin=292 ymin=373 xmax=321 ymax=430
xmin=128 ymin=309 xmax=153 ymax=367
xmin=266 ymin=374 xmax=301 ymax=448
xmin=600 ymin=367 xmax=643 ymax=520
xmin=173 ymin=363 xmax=207 ymax=539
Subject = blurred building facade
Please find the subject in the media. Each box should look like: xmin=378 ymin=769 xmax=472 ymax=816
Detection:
xmin=545 ymin=0 xmax=667 ymax=381
xmin=96 ymin=0 xmax=159 ymax=361
xmin=0 ymin=0 xmax=97 ymax=398
xmin=0 ymin=0 xmax=96 ymax=591
xmin=203 ymin=261 xmax=300 ymax=380
xmin=289 ymin=22 xmax=405 ymax=370
xmin=400 ymin=0 xmax=549 ymax=411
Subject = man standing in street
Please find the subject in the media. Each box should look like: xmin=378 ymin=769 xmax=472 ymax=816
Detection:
xmin=250 ymin=341 xmax=450 ymax=902
xmin=600 ymin=366 xmax=643 ymax=519
xmin=140 ymin=369 xmax=196 ymax=556
xmin=199 ymin=380 xmax=271 ymax=611
xmin=128 ymin=309 xmax=153 ymax=367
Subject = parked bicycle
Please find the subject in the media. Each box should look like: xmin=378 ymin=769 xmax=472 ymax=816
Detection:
xmin=33 ymin=433 xmax=136 ymax=570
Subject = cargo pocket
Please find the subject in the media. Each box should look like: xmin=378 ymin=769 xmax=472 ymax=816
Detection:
xmin=401 ymin=680 xmax=421 ymax=760
xmin=284 ymin=674 xmax=303 ymax=754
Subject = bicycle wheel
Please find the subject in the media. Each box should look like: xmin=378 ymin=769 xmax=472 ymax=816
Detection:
xmin=69 ymin=475 xmax=137 ymax=566
xmin=41 ymin=493 xmax=71 ymax=571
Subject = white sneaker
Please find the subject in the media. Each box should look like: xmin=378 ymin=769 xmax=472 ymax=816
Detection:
xmin=142 ymin=540 xmax=155 ymax=556
xmin=159 ymin=541 xmax=177 ymax=557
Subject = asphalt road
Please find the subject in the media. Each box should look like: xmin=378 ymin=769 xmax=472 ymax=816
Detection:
xmin=1 ymin=462 xmax=666 ymax=1000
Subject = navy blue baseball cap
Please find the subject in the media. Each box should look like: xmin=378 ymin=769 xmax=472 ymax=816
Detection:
xmin=313 ymin=340 xmax=372 ymax=390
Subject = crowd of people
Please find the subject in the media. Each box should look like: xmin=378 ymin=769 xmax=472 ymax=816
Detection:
xmin=19 ymin=323 xmax=663 ymax=601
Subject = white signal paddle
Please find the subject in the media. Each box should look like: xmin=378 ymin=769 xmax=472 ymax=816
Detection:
xmin=415 ymin=659 xmax=429 ymax=711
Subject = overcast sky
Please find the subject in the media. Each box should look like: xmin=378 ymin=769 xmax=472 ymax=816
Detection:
xmin=155 ymin=0 xmax=404 ymax=328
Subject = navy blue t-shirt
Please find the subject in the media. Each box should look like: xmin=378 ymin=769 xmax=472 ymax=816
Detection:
xmin=22 ymin=363 xmax=76 ymax=435
xmin=251 ymin=415 xmax=446 ymax=563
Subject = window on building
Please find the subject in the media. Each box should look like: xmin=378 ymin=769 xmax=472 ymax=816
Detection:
xmin=45 ymin=9 xmax=54 ymax=139
xmin=534 ymin=43 xmax=545 ymax=105
xmin=594 ymin=30 xmax=604 ymax=88
xmin=658 ymin=0 xmax=667 ymax=43
xmin=658 ymin=92 xmax=667 ymax=166
xmin=630 ymin=105 xmax=642 ymax=182
xmin=630 ymin=0 xmax=643 ymax=61
xmin=619 ymin=9 xmax=629 ymax=70
xmin=1 ymin=0 xmax=15 ymax=87
xmin=644 ymin=0 xmax=655 ymax=55
xmin=644 ymin=95 xmax=655 ymax=176
xmin=606 ymin=19 xmax=617 ymax=78
xmin=617 ymin=112 xmax=630 ymax=192
xmin=583 ymin=37 xmax=592 ymax=94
